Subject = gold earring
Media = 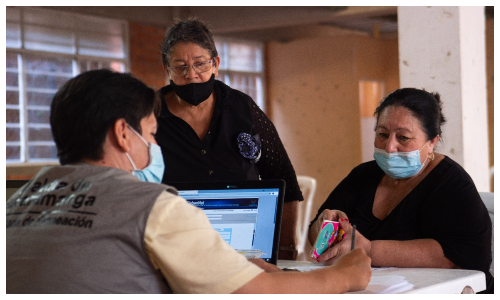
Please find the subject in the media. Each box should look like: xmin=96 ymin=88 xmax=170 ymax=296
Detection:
xmin=428 ymin=152 xmax=435 ymax=161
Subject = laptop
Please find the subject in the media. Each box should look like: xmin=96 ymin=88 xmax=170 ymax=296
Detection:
xmin=170 ymin=180 xmax=285 ymax=265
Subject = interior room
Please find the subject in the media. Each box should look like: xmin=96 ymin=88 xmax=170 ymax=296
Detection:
xmin=6 ymin=6 xmax=494 ymax=261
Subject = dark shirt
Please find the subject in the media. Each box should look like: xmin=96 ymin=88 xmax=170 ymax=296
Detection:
xmin=156 ymin=80 xmax=303 ymax=203
xmin=311 ymin=157 xmax=493 ymax=292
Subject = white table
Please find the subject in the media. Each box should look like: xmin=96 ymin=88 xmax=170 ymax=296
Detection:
xmin=277 ymin=260 xmax=486 ymax=294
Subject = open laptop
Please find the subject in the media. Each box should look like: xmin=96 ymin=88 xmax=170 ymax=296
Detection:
xmin=170 ymin=180 xmax=285 ymax=265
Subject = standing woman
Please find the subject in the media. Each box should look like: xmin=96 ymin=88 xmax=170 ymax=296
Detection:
xmin=155 ymin=18 xmax=303 ymax=260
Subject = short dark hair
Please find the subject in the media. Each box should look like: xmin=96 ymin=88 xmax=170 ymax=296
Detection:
xmin=50 ymin=69 xmax=160 ymax=165
xmin=374 ymin=88 xmax=446 ymax=141
xmin=161 ymin=18 xmax=218 ymax=67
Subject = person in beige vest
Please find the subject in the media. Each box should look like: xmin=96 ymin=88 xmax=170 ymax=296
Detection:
xmin=7 ymin=69 xmax=371 ymax=294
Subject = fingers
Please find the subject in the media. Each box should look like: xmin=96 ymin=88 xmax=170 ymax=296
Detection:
xmin=318 ymin=229 xmax=358 ymax=265
xmin=350 ymin=248 xmax=371 ymax=266
xmin=338 ymin=217 xmax=351 ymax=232
xmin=336 ymin=210 xmax=349 ymax=221
xmin=321 ymin=209 xmax=348 ymax=222
xmin=338 ymin=248 xmax=372 ymax=291
xmin=318 ymin=243 xmax=341 ymax=266
xmin=335 ymin=248 xmax=365 ymax=265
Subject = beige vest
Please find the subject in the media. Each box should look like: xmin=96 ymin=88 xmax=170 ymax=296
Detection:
xmin=7 ymin=164 xmax=175 ymax=293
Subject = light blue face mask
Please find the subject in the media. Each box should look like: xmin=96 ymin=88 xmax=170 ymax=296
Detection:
xmin=125 ymin=125 xmax=165 ymax=183
xmin=373 ymin=142 xmax=429 ymax=179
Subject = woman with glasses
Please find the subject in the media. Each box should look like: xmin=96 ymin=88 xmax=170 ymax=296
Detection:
xmin=156 ymin=18 xmax=303 ymax=260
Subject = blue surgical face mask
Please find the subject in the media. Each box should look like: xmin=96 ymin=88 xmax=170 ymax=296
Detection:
xmin=125 ymin=125 xmax=165 ymax=183
xmin=373 ymin=141 xmax=429 ymax=179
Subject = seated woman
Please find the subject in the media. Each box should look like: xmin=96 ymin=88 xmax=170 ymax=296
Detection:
xmin=308 ymin=88 xmax=493 ymax=293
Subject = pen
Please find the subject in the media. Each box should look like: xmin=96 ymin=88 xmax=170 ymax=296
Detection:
xmin=351 ymin=224 xmax=356 ymax=250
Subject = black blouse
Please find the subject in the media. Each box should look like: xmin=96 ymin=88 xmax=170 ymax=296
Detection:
xmin=155 ymin=80 xmax=303 ymax=203
xmin=310 ymin=157 xmax=493 ymax=291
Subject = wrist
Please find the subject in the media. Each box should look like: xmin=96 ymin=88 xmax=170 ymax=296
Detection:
xmin=365 ymin=239 xmax=372 ymax=258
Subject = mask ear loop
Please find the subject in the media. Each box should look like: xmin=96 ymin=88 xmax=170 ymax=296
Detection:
xmin=418 ymin=141 xmax=432 ymax=167
xmin=127 ymin=124 xmax=149 ymax=147
xmin=125 ymin=153 xmax=138 ymax=171
xmin=125 ymin=124 xmax=150 ymax=171
xmin=419 ymin=141 xmax=430 ymax=152
xmin=420 ymin=141 xmax=435 ymax=161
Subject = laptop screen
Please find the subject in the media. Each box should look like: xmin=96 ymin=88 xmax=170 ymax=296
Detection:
xmin=171 ymin=180 xmax=285 ymax=264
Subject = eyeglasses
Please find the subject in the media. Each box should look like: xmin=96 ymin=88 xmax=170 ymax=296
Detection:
xmin=167 ymin=60 xmax=214 ymax=76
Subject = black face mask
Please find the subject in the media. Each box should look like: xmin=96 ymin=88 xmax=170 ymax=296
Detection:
xmin=170 ymin=74 xmax=215 ymax=106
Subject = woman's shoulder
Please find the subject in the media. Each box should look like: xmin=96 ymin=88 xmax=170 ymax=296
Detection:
xmin=214 ymin=80 xmax=253 ymax=105
xmin=424 ymin=155 xmax=481 ymax=203
xmin=214 ymin=80 xmax=268 ymax=122
xmin=434 ymin=155 xmax=475 ymax=182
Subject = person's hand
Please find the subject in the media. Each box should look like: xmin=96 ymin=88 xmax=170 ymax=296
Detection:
xmin=318 ymin=219 xmax=371 ymax=266
xmin=248 ymin=258 xmax=283 ymax=273
xmin=318 ymin=209 xmax=348 ymax=223
xmin=309 ymin=209 xmax=349 ymax=243
xmin=329 ymin=248 xmax=372 ymax=292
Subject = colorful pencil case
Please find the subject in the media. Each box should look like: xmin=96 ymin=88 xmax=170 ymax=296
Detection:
xmin=310 ymin=220 xmax=345 ymax=260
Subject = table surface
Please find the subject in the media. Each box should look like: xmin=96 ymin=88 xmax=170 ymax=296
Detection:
xmin=277 ymin=260 xmax=486 ymax=294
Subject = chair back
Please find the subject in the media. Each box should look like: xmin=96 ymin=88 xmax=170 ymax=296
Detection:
xmin=479 ymin=192 xmax=494 ymax=277
xmin=296 ymin=175 xmax=317 ymax=258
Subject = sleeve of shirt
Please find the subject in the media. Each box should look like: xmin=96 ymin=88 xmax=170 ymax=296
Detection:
xmin=144 ymin=191 xmax=263 ymax=294
xmin=421 ymin=173 xmax=492 ymax=274
xmin=250 ymin=103 xmax=303 ymax=202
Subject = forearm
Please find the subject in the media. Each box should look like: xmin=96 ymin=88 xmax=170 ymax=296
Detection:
xmin=235 ymin=265 xmax=347 ymax=294
xmin=370 ymin=239 xmax=456 ymax=268
xmin=236 ymin=248 xmax=371 ymax=294
xmin=279 ymin=201 xmax=298 ymax=260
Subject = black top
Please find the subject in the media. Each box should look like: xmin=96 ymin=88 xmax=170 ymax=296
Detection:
xmin=310 ymin=157 xmax=493 ymax=291
xmin=156 ymin=80 xmax=303 ymax=203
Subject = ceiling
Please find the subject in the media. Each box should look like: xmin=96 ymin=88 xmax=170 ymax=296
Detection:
xmin=188 ymin=6 xmax=399 ymax=41
xmin=46 ymin=6 xmax=399 ymax=42
xmin=46 ymin=6 xmax=493 ymax=42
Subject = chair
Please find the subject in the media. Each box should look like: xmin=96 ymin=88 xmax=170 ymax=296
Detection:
xmin=296 ymin=175 xmax=317 ymax=258
xmin=479 ymin=192 xmax=494 ymax=277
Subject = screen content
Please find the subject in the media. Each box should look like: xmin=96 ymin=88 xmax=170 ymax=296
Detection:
xmin=180 ymin=188 xmax=279 ymax=259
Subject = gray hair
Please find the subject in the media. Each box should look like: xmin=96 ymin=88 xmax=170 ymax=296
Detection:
xmin=161 ymin=18 xmax=218 ymax=67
